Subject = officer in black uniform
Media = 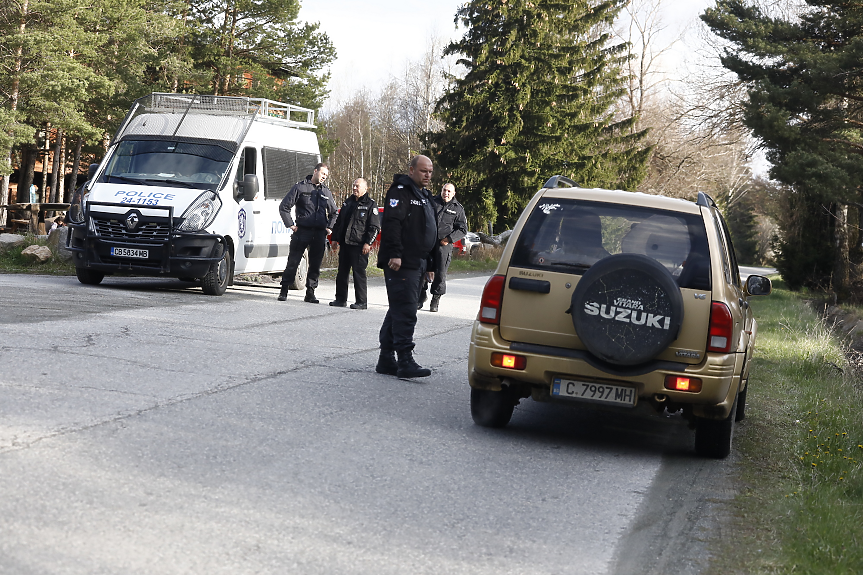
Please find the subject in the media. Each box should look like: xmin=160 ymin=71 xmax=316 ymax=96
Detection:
xmin=418 ymin=182 xmax=467 ymax=312
xmin=329 ymin=177 xmax=380 ymax=310
xmin=375 ymin=155 xmax=436 ymax=379
xmin=277 ymin=163 xmax=337 ymax=302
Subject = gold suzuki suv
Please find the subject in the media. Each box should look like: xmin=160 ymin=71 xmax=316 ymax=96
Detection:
xmin=468 ymin=176 xmax=772 ymax=458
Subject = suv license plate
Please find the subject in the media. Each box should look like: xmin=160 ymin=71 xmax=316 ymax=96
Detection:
xmin=110 ymin=247 xmax=148 ymax=259
xmin=552 ymin=377 xmax=636 ymax=407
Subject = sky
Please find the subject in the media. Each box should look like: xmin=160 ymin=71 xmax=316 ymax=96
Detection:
xmin=301 ymin=0 xmax=715 ymax=111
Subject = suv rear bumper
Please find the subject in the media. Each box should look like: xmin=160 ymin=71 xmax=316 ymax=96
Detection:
xmin=469 ymin=322 xmax=740 ymax=420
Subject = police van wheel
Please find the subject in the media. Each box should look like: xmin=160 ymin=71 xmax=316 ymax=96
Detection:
xmin=202 ymin=248 xmax=231 ymax=296
xmin=288 ymin=249 xmax=309 ymax=290
xmin=76 ymin=267 xmax=105 ymax=286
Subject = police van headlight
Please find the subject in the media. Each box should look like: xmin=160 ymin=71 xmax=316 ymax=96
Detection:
xmin=177 ymin=192 xmax=222 ymax=232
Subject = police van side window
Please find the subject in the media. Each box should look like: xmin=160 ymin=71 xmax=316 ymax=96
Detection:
xmin=262 ymin=148 xmax=320 ymax=200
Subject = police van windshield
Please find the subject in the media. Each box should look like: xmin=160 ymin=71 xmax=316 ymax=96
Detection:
xmin=99 ymin=139 xmax=234 ymax=190
xmin=510 ymin=199 xmax=712 ymax=290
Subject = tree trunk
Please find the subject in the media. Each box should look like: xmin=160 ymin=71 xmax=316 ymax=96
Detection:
xmin=833 ymin=203 xmax=850 ymax=301
xmin=57 ymin=133 xmax=67 ymax=207
xmin=67 ymin=136 xmax=83 ymax=202
xmin=18 ymin=143 xmax=37 ymax=202
xmin=50 ymin=129 xmax=62 ymax=204
xmin=40 ymin=124 xmax=50 ymax=202
xmin=1 ymin=0 xmax=30 ymax=228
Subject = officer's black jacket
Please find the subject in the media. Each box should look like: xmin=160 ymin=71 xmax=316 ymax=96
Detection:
xmin=433 ymin=195 xmax=468 ymax=244
xmin=377 ymin=174 xmax=436 ymax=270
xmin=278 ymin=176 xmax=337 ymax=230
xmin=331 ymin=193 xmax=380 ymax=246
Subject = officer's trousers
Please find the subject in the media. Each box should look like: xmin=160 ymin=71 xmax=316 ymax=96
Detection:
xmin=334 ymin=244 xmax=369 ymax=304
xmin=281 ymin=227 xmax=327 ymax=289
xmin=421 ymin=243 xmax=453 ymax=298
xmin=379 ymin=263 xmax=426 ymax=352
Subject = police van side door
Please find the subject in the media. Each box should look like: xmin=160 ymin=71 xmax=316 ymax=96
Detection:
xmin=253 ymin=147 xmax=319 ymax=273
xmin=233 ymin=146 xmax=259 ymax=273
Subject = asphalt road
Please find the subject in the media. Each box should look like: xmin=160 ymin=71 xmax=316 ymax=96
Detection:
xmin=0 ymin=272 xmax=739 ymax=574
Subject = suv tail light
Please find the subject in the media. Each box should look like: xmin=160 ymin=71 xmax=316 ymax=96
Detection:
xmin=478 ymin=274 xmax=506 ymax=325
xmin=707 ymin=301 xmax=733 ymax=353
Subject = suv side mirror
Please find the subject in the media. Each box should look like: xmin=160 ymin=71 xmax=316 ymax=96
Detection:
xmin=242 ymin=174 xmax=259 ymax=201
xmin=745 ymin=274 xmax=772 ymax=296
xmin=87 ymin=163 xmax=100 ymax=181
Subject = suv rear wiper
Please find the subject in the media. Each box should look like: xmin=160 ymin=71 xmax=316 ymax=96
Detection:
xmin=547 ymin=261 xmax=590 ymax=271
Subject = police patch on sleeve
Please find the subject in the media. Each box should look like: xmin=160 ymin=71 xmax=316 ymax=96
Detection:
xmin=389 ymin=199 xmax=399 ymax=208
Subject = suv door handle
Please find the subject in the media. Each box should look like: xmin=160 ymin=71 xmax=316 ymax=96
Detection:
xmin=739 ymin=298 xmax=749 ymax=309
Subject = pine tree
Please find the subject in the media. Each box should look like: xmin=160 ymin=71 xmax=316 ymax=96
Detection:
xmin=182 ymin=0 xmax=335 ymax=109
xmin=702 ymin=1 xmax=863 ymax=295
xmin=429 ymin=0 xmax=651 ymax=229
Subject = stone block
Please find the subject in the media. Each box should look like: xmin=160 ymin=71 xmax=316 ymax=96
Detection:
xmin=0 ymin=233 xmax=26 ymax=253
xmin=21 ymin=244 xmax=53 ymax=263
xmin=47 ymin=227 xmax=72 ymax=261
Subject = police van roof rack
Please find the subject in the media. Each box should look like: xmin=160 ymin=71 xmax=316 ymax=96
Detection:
xmin=696 ymin=191 xmax=717 ymax=208
xmin=543 ymin=175 xmax=580 ymax=189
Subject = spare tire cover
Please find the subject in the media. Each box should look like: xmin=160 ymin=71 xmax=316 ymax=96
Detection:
xmin=571 ymin=253 xmax=683 ymax=366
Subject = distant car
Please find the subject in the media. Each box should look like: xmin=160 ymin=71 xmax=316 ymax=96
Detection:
xmin=468 ymin=175 xmax=772 ymax=458
xmin=454 ymin=231 xmax=481 ymax=255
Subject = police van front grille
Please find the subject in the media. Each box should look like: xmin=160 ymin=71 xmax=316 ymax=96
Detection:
xmin=93 ymin=217 xmax=171 ymax=241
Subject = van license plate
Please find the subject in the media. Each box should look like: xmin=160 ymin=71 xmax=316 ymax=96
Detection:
xmin=552 ymin=377 xmax=636 ymax=407
xmin=111 ymin=247 xmax=148 ymax=259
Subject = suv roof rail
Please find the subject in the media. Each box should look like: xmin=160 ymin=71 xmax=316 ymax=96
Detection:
xmin=543 ymin=175 xmax=579 ymax=189
xmin=697 ymin=191 xmax=717 ymax=208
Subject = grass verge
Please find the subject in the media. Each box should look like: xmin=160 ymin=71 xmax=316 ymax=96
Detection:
xmin=0 ymin=234 xmax=75 ymax=275
xmin=707 ymin=280 xmax=863 ymax=574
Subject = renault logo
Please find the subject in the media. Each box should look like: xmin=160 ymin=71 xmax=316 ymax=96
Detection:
xmin=125 ymin=213 xmax=140 ymax=231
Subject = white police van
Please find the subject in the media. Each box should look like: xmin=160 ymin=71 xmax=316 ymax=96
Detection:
xmin=66 ymin=92 xmax=320 ymax=295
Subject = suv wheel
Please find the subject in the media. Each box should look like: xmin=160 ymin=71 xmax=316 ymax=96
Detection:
xmin=695 ymin=393 xmax=738 ymax=458
xmin=570 ymin=253 xmax=684 ymax=366
xmin=470 ymin=388 xmax=516 ymax=428
xmin=734 ymin=385 xmax=747 ymax=422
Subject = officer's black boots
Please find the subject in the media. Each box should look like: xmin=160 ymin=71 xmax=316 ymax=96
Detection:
xmin=329 ymin=299 xmax=347 ymax=307
xmin=277 ymin=287 xmax=288 ymax=301
xmin=304 ymin=288 xmax=319 ymax=303
xmin=375 ymin=349 xmax=398 ymax=375
xmin=396 ymin=350 xmax=432 ymax=378
xmin=429 ymin=295 xmax=441 ymax=312
xmin=350 ymin=302 xmax=367 ymax=310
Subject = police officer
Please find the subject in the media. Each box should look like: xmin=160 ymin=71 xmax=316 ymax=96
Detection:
xmin=418 ymin=182 xmax=467 ymax=312
xmin=375 ymin=155 xmax=436 ymax=379
xmin=277 ymin=163 xmax=337 ymax=302
xmin=329 ymin=178 xmax=380 ymax=310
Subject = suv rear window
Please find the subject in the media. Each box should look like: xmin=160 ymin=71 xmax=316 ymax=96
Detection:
xmin=510 ymin=198 xmax=711 ymax=290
